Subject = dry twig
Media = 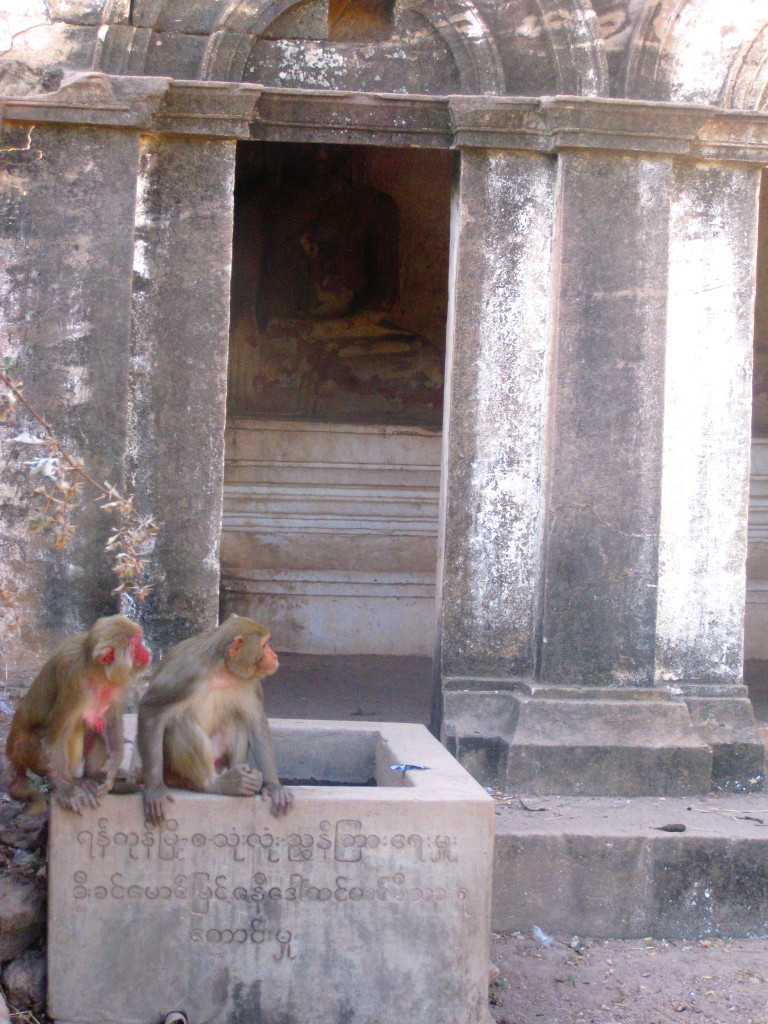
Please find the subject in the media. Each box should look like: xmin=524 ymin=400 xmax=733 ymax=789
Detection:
xmin=0 ymin=365 xmax=157 ymax=608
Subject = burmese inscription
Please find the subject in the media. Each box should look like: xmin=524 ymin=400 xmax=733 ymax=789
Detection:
xmin=68 ymin=816 xmax=470 ymax=956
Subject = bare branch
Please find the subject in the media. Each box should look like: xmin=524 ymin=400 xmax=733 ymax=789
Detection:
xmin=0 ymin=365 xmax=157 ymax=605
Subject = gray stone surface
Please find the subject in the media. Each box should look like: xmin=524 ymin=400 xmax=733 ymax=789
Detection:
xmin=656 ymin=162 xmax=761 ymax=688
xmin=443 ymin=688 xmax=713 ymax=796
xmin=542 ymin=150 xmax=669 ymax=688
xmin=437 ymin=143 xmax=765 ymax=795
xmin=655 ymin=162 xmax=764 ymax=787
xmin=492 ymin=792 xmax=768 ymax=939
xmin=48 ymin=720 xmax=494 ymax=1024
xmin=439 ymin=148 xmax=556 ymax=682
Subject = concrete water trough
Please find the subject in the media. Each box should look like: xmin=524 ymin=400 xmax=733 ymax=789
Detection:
xmin=48 ymin=720 xmax=494 ymax=1024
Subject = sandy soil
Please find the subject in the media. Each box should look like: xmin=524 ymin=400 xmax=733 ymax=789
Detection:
xmin=489 ymin=930 xmax=768 ymax=1024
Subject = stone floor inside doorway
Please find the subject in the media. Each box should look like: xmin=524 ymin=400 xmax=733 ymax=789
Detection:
xmin=267 ymin=653 xmax=433 ymax=724
xmin=272 ymin=652 xmax=768 ymax=727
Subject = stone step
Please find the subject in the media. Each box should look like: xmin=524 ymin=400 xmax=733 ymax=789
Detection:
xmin=492 ymin=793 xmax=768 ymax=940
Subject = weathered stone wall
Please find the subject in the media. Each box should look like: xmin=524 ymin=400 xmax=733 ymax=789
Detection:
xmin=439 ymin=147 xmax=556 ymax=682
xmin=0 ymin=119 xmax=139 ymax=676
xmin=0 ymin=77 xmax=239 ymax=669
xmin=541 ymin=150 xmax=668 ymax=688
xmin=745 ymin=174 xmax=768 ymax=660
xmin=2 ymin=2 xmax=768 ymax=111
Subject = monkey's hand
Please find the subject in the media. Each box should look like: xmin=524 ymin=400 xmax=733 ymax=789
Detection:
xmin=143 ymin=782 xmax=174 ymax=827
xmin=54 ymin=779 xmax=101 ymax=814
xmin=263 ymin=782 xmax=294 ymax=817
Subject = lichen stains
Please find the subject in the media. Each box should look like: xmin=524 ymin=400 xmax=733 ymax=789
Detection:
xmin=228 ymin=980 xmax=263 ymax=1024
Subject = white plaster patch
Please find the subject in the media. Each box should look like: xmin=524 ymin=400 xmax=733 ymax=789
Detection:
xmin=125 ymin=148 xmax=158 ymax=469
xmin=273 ymin=40 xmax=345 ymax=89
xmin=455 ymin=152 xmax=555 ymax=652
xmin=656 ymin=165 xmax=759 ymax=680
xmin=61 ymin=365 xmax=91 ymax=404
xmin=0 ymin=0 xmax=48 ymax=55
xmin=445 ymin=9 xmax=484 ymax=41
xmin=132 ymin=164 xmax=153 ymax=280
xmin=0 ymin=21 xmax=75 ymax=66
xmin=664 ymin=0 xmax=766 ymax=105
xmin=516 ymin=15 xmax=542 ymax=40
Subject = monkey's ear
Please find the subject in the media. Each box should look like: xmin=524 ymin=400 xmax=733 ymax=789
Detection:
xmin=94 ymin=646 xmax=115 ymax=667
xmin=227 ymin=636 xmax=244 ymax=659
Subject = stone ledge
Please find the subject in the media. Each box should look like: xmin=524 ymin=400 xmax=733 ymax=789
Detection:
xmin=443 ymin=689 xmax=716 ymax=797
xmin=4 ymin=75 xmax=768 ymax=160
xmin=492 ymin=793 xmax=768 ymax=939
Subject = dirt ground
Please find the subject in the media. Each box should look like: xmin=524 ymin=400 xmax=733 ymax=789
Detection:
xmin=488 ymin=930 xmax=768 ymax=1024
xmin=4 ymin=656 xmax=768 ymax=1023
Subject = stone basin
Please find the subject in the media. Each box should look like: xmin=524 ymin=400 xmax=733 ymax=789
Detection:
xmin=48 ymin=720 xmax=494 ymax=1024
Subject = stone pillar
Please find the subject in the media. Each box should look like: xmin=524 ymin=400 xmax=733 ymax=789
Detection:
xmin=440 ymin=145 xmax=763 ymax=795
xmin=524 ymin=150 xmax=712 ymax=795
xmin=657 ymin=161 xmax=763 ymax=789
xmin=126 ymin=134 xmax=236 ymax=655
xmin=540 ymin=150 xmax=669 ymax=687
xmin=0 ymin=122 xmax=139 ymax=671
xmin=436 ymin=147 xmax=556 ymax=764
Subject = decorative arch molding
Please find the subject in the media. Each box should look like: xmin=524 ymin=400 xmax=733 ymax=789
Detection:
xmin=94 ymin=0 xmax=608 ymax=98
xmin=200 ymin=0 xmax=505 ymax=92
xmin=199 ymin=0 xmax=311 ymax=82
xmin=409 ymin=0 xmax=505 ymax=95
xmin=721 ymin=20 xmax=768 ymax=111
xmin=625 ymin=0 xmax=768 ymax=108
xmin=533 ymin=0 xmax=608 ymax=97
xmin=624 ymin=0 xmax=685 ymax=101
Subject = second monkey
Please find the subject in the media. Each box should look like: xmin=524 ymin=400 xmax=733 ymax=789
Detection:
xmin=137 ymin=616 xmax=293 ymax=826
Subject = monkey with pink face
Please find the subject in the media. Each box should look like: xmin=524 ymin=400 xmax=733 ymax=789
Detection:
xmin=5 ymin=615 xmax=151 ymax=813
xmin=137 ymin=615 xmax=293 ymax=827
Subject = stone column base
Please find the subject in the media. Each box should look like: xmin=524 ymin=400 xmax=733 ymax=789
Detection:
xmin=442 ymin=684 xmax=727 ymax=797
xmin=676 ymin=683 xmax=766 ymax=793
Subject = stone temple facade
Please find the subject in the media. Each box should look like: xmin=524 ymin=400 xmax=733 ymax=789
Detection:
xmin=3 ymin=0 xmax=768 ymax=797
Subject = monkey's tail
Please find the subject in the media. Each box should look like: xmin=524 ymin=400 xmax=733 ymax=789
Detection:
xmin=4 ymin=768 xmax=48 ymax=814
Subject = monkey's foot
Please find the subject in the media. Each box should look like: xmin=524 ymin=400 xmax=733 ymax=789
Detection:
xmin=214 ymin=764 xmax=263 ymax=796
xmin=91 ymin=772 xmax=117 ymax=800
xmin=54 ymin=779 xmax=100 ymax=813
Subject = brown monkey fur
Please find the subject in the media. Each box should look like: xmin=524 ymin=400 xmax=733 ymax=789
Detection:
xmin=5 ymin=615 xmax=151 ymax=813
xmin=137 ymin=615 xmax=293 ymax=826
